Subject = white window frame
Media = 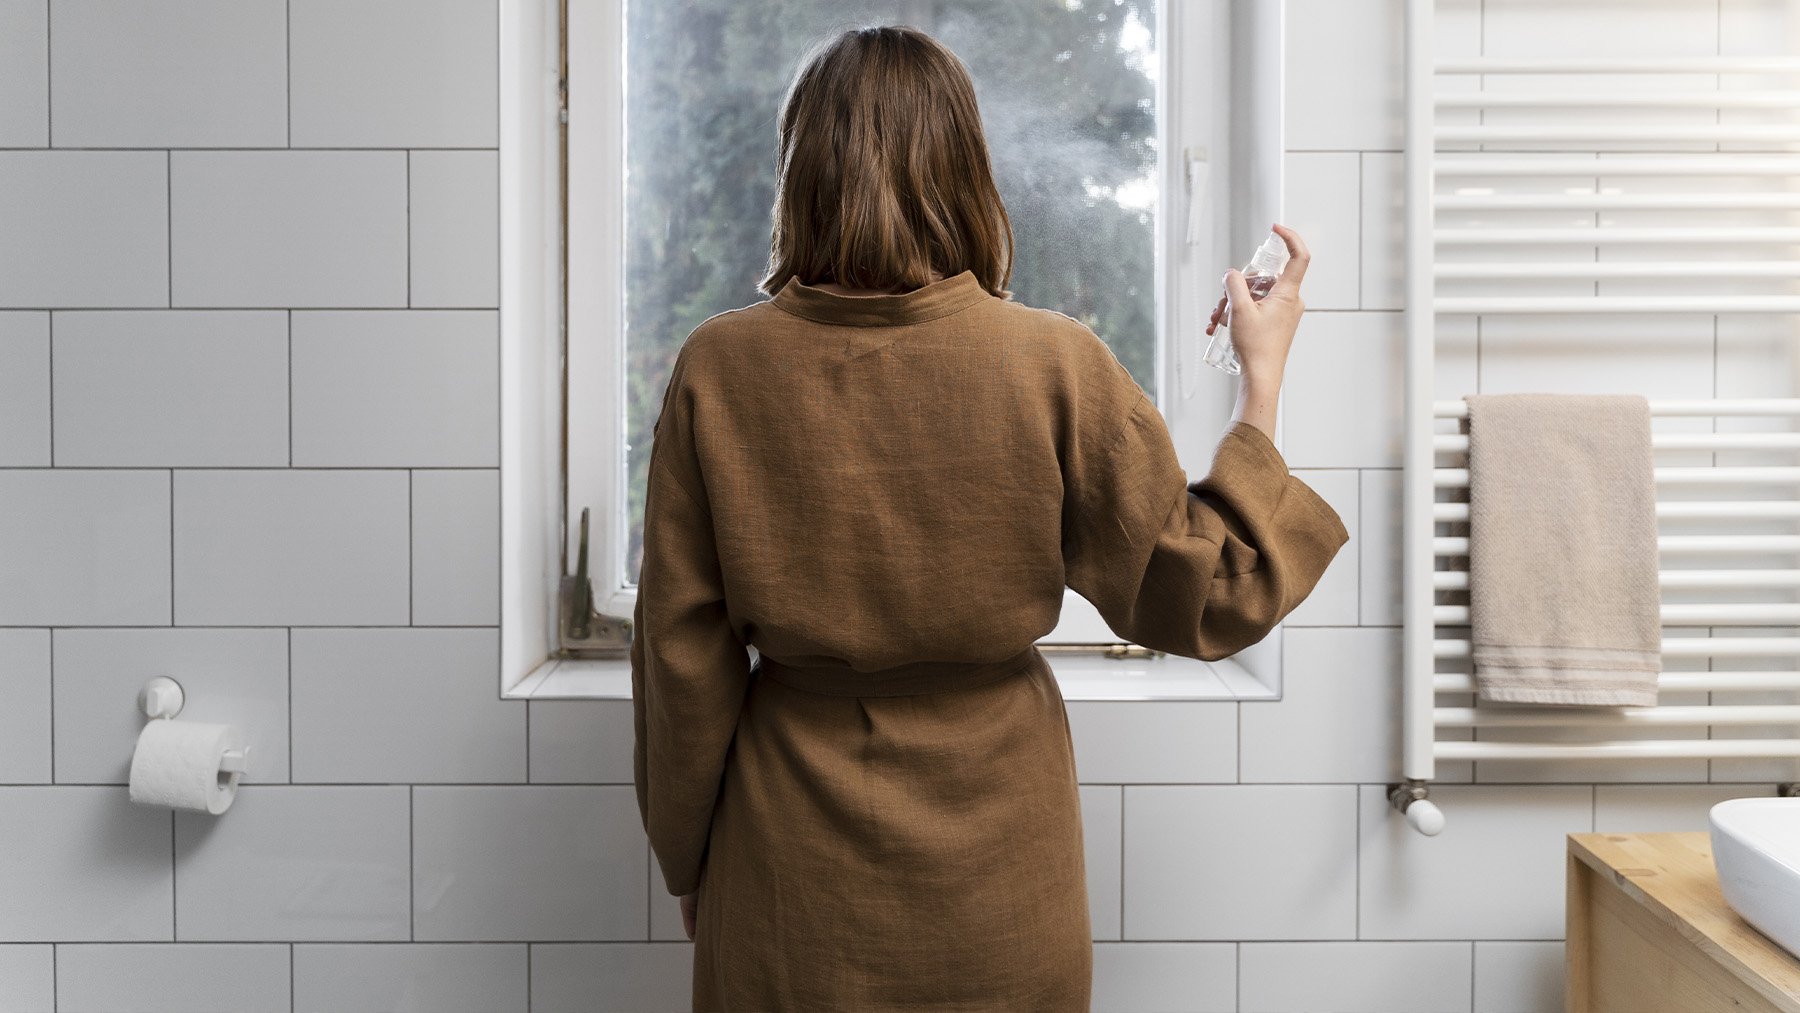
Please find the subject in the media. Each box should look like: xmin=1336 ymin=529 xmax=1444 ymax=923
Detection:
xmin=499 ymin=0 xmax=1290 ymax=700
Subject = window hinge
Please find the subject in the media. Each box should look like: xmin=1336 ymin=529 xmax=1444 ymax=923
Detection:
xmin=558 ymin=507 xmax=633 ymax=658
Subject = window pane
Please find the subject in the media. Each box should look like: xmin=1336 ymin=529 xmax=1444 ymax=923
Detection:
xmin=623 ymin=0 xmax=1158 ymax=583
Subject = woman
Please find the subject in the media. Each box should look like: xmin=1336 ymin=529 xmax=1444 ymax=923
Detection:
xmin=630 ymin=24 xmax=1349 ymax=1012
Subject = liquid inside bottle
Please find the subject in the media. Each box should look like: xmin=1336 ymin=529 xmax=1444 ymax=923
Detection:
xmin=1204 ymin=232 xmax=1289 ymax=375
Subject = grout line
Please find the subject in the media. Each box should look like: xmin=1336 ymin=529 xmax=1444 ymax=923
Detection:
xmin=409 ymin=785 xmax=415 ymax=941
xmin=43 ymin=0 xmax=49 ymax=147
xmin=47 ymin=629 xmax=54 ymax=783
xmin=289 ymin=944 xmax=295 ymax=1012
xmin=46 ymin=312 xmax=53 ymax=465
xmin=0 ymin=306 xmax=497 ymax=312
xmin=408 ymin=470 xmax=414 ymax=625
xmin=285 ymin=0 xmax=291 ymax=149
xmin=0 ymin=145 xmax=498 ymax=152
xmin=1469 ymin=940 xmax=1476 ymax=1009
xmin=168 ymin=470 xmax=175 ymax=625
xmin=287 ymin=310 xmax=293 ymax=466
xmin=1355 ymin=470 xmax=1366 ymax=626
xmin=167 ymin=150 xmax=173 ymax=306
xmin=1354 ymin=785 xmax=1362 ymax=940
xmin=1356 ymin=153 xmax=1364 ymax=309
xmin=170 ymin=810 xmax=177 ymax=938
xmin=287 ymin=627 xmax=293 ymax=781
xmin=405 ymin=149 xmax=411 ymax=307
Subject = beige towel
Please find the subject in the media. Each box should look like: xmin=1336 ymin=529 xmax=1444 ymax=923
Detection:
xmin=1464 ymin=393 xmax=1661 ymax=706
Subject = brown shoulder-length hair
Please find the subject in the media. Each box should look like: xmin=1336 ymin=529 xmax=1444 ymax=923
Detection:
xmin=757 ymin=25 xmax=1015 ymax=299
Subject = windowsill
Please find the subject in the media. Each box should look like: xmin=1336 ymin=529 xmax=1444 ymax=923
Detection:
xmin=504 ymin=651 xmax=1279 ymax=702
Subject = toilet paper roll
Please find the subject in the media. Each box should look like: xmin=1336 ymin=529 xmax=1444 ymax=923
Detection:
xmin=128 ymin=719 xmax=245 ymax=814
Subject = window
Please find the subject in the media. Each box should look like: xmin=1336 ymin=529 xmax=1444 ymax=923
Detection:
xmin=499 ymin=0 xmax=1288 ymax=699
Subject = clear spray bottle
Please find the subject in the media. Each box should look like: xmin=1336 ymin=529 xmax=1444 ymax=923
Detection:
xmin=1203 ymin=231 xmax=1291 ymax=375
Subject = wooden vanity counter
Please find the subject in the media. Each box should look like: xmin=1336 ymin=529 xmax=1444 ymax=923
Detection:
xmin=1567 ymin=831 xmax=1800 ymax=1013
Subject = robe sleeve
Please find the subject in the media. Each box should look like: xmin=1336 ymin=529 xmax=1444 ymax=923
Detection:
xmin=1062 ymin=367 xmax=1350 ymax=662
xmin=630 ymin=351 xmax=753 ymax=898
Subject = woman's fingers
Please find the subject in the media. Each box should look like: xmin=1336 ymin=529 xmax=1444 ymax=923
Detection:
xmin=1223 ymin=268 xmax=1254 ymax=315
xmin=1206 ymin=294 xmax=1228 ymax=335
xmin=1269 ymin=223 xmax=1311 ymax=296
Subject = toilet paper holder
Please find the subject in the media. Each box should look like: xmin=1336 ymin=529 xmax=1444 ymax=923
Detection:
xmin=139 ymin=676 xmax=250 ymax=775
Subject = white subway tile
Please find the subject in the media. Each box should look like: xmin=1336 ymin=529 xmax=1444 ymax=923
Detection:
xmin=0 ymin=631 xmax=49 ymax=784
xmin=1358 ymin=468 xmax=1401 ymax=626
xmin=0 ymin=786 xmax=172 ymax=941
xmin=1123 ymin=785 xmax=1357 ymax=940
xmin=290 ymin=0 xmax=498 ymax=148
xmin=1067 ymin=702 xmax=1237 ymax=783
xmin=1595 ymin=783 xmax=1778 ymax=833
xmin=171 ymin=151 xmax=406 ymax=308
xmin=1091 ymin=942 xmax=1235 ymax=1012
xmin=1284 ymin=0 xmax=1403 ymax=151
xmin=412 ymin=469 xmax=500 ymax=624
xmin=410 ymin=150 xmax=499 ymax=308
xmin=527 ymin=698 xmax=634 ymax=784
xmin=0 ymin=312 xmax=48 ymax=465
xmin=291 ymin=310 xmax=499 ymax=467
xmin=54 ymin=628 xmax=289 ymax=785
xmin=56 ymin=944 xmax=289 ymax=1013
xmin=529 ymin=943 xmax=694 ymax=1013
xmin=1284 ymin=470 xmax=1359 ymax=626
xmin=0 ymin=1 xmax=47 ymax=147
xmin=294 ymin=943 xmax=527 ymax=1012
xmin=648 ymin=848 xmax=686 ymax=941
xmin=1477 ymin=314 xmax=1716 ymax=403
xmin=1082 ymin=785 xmax=1123 ymax=941
xmin=49 ymin=0 xmax=286 ymax=148
xmin=52 ymin=310 xmax=288 ymax=466
xmin=291 ymin=628 xmax=522 ymax=784
xmin=1239 ymin=941 xmax=1473 ymax=1012
xmin=0 ymin=152 xmax=168 ymax=308
xmin=1484 ymin=0 xmax=1717 ymax=58
xmin=0 ymin=944 xmax=53 ymax=1013
xmin=1721 ymin=0 xmax=1800 ymax=55
xmin=1359 ymin=152 xmax=1403 ymax=311
xmin=1281 ymin=153 xmax=1361 ymax=310
xmin=1280 ymin=311 xmax=1403 ymax=469
xmin=172 ymin=469 xmax=409 ymax=626
xmin=412 ymin=785 xmax=647 ymax=941
xmin=0 ymin=469 xmax=170 ymax=626
xmin=1358 ymin=784 xmax=1592 ymax=939
xmin=174 ymin=785 xmax=410 ymax=941
xmin=1242 ymin=628 xmax=1400 ymax=784
xmin=1474 ymin=940 xmax=1565 ymax=1013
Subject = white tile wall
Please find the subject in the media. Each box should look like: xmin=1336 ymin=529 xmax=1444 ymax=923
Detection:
xmin=49 ymin=0 xmax=288 ymax=149
xmin=0 ymin=152 xmax=169 ymax=307
xmin=0 ymin=313 xmax=50 ymax=465
xmin=6 ymin=1 xmax=1795 ymax=1009
xmin=0 ymin=1 xmax=48 ymax=147
xmin=51 ymin=310 xmax=289 ymax=466
xmin=171 ymin=151 xmax=408 ymax=307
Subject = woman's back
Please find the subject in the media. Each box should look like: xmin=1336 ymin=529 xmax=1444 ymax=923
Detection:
xmin=668 ymin=270 xmax=1105 ymax=674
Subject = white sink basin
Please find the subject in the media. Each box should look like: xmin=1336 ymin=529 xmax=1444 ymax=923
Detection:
xmin=1710 ymin=796 xmax=1800 ymax=961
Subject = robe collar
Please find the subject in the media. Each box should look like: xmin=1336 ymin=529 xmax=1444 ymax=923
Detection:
xmin=771 ymin=269 xmax=991 ymax=327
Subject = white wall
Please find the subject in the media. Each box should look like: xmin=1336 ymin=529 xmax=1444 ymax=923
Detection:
xmin=1 ymin=0 xmax=1795 ymax=1010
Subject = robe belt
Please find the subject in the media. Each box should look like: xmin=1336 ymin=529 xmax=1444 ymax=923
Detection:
xmin=753 ymin=646 xmax=1040 ymax=697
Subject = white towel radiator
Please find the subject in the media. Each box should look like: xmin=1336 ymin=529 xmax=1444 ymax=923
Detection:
xmin=1395 ymin=0 xmax=1800 ymax=834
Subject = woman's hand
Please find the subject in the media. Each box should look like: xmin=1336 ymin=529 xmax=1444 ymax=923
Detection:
xmin=1218 ymin=223 xmax=1309 ymax=381
xmin=680 ymin=889 xmax=698 ymax=940
xmin=1220 ymin=223 xmax=1310 ymax=438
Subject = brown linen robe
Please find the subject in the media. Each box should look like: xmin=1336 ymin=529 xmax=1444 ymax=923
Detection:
xmin=630 ymin=269 xmax=1349 ymax=1011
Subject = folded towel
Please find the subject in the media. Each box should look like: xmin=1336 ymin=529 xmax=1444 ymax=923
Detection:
xmin=1464 ymin=393 xmax=1661 ymax=706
